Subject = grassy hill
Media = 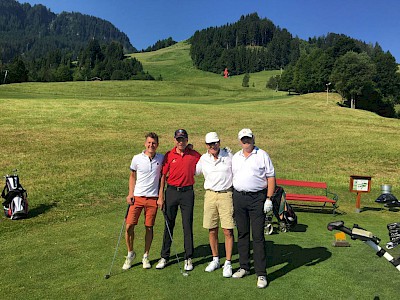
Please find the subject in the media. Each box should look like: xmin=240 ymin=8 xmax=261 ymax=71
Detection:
xmin=0 ymin=42 xmax=399 ymax=299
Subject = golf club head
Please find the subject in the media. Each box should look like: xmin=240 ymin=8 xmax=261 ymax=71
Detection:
xmin=327 ymin=221 xmax=344 ymax=231
xmin=182 ymin=271 xmax=189 ymax=277
xmin=104 ymin=274 xmax=110 ymax=279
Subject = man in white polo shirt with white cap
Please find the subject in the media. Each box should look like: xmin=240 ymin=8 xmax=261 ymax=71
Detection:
xmin=231 ymin=128 xmax=275 ymax=289
xmin=196 ymin=132 xmax=235 ymax=278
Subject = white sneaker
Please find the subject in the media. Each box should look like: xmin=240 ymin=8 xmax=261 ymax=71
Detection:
xmin=156 ymin=258 xmax=168 ymax=269
xmin=205 ymin=260 xmax=220 ymax=272
xmin=142 ymin=256 xmax=151 ymax=269
xmin=184 ymin=258 xmax=193 ymax=271
xmin=232 ymin=268 xmax=250 ymax=278
xmin=257 ymin=276 xmax=268 ymax=288
xmin=122 ymin=252 xmax=136 ymax=270
xmin=222 ymin=263 xmax=232 ymax=278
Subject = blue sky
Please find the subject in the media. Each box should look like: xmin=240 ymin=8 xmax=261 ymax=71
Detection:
xmin=22 ymin=0 xmax=400 ymax=62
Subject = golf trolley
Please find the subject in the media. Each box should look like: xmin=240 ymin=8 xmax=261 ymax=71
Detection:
xmin=264 ymin=211 xmax=289 ymax=235
xmin=264 ymin=186 xmax=297 ymax=235
xmin=327 ymin=221 xmax=400 ymax=272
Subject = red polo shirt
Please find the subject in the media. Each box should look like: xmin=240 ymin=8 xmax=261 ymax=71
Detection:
xmin=162 ymin=147 xmax=201 ymax=187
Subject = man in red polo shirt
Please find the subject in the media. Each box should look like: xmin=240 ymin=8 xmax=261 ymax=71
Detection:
xmin=156 ymin=129 xmax=201 ymax=271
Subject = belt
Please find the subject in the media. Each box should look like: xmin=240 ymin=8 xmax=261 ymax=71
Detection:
xmin=168 ymin=185 xmax=193 ymax=192
xmin=234 ymin=188 xmax=266 ymax=195
xmin=207 ymin=187 xmax=233 ymax=193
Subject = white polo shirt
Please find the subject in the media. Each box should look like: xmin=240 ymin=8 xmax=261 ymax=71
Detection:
xmin=130 ymin=151 xmax=164 ymax=197
xmin=196 ymin=148 xmax=233 ymax=192
xmin=232 ymin=146 xmax=275 ymax=192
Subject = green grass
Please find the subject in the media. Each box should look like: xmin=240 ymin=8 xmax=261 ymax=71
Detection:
xmin=0 ymin=42 xmax=399 ymax=299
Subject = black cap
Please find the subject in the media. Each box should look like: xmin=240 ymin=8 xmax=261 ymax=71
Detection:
xmin=174 ymin=129 xmax=188 ymax=139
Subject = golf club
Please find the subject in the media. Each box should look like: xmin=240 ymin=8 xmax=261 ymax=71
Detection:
xmin=162 ymin=209 xmax=189 ymax=277
xmin=105 ymin=203 xmax=131 ymax=279
xmin=327 ymin=221 xmax=400 ymax=272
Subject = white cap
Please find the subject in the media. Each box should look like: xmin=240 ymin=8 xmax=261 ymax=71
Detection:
xmin=238 ymin=128 xmax=253 ymax=140
xmin=205 ymin=132 xmax=220 ymax=143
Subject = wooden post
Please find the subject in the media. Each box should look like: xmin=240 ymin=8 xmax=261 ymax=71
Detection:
xmin=355 ymin=192 xmax=362 ymax=213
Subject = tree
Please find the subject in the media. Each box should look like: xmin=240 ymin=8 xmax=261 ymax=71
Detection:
xmin=292 ymin=53 xmax=312 ymax=93
xmin=105 ymin=42 xmax=124 ymax=61
xmin=266 ymin=74 xmax=280 ymax=90
xmin=242 ymin=73 xmax=250 ymax=87
xmin=6 ymin=56 xmax=28 ymax=83
xmin=330 ymin=51 xmax=376 ymax=108
xmin=111 ymin=69 xmax=125 ymax=80
xmin=190 ymin=13 xmax=296 ymax=75
xmin=55 ymin=64 xmax=72 ymax=81
xmin=371 ymin=50 xmax=400 ymax=99
xmin=279 ymin=65 xmax=295 ymax=91
xmin=142 ymin=37 xmax=177 ymax=52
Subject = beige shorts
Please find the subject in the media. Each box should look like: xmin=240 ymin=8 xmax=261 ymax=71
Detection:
xmin=203 ymin=190 xmax=235 ymax=229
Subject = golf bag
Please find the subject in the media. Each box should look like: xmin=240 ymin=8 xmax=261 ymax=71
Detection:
xmin=1 ymin=172 xmax=28 ymax=220
xmin=265 ymin=185 xmax=297 ymax=234
xmin=386 ymin=222 xmax=400 ymax=249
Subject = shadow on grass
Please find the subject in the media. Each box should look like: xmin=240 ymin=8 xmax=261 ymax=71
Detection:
xmin=266 ymin=241 xmax=332 ymax=282
xmin=107 ymin=238 xmax=331 ymax=282
xmin=290 ymin=223 xmax=308 ymax=233
xmin=361 ymin=206 xmax=385 ymax=212
xmin=156 ymin=244 xmax=212 ymax=269
xmin=290 ymin=204 xmax=344 ymax=216
xmin=387 ymin=207 xmax=400 ymax=212
xmin=28 ymin=202 xmax=58 ymax=218
xmin=191 ymin=236 xmax=331 ymax=283
xmin=361 ymin=206 xmax=399 ymax=213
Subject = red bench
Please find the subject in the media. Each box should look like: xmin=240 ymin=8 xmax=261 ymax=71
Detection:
xmin=276 ymin=179 xmax=338 ymax=214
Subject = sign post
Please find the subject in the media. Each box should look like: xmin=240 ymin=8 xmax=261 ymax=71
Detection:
xmin=349 ymin=175 xmax=372 ymax=213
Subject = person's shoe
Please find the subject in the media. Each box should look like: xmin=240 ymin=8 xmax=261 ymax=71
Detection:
xmin=142 ymin=256 xmax=151 ymax=269
xmin=156 ymin=258 xmax=168 ymax=269
xmin=257 ymin=276 xmax=268 ymax=288
xmin=184 ymin=258 xmax=193 ymax=271
xmin=232 ymin=268 xmax=250 ymax=278
xmin=205 ymin=260 xmax=220 ymax=272
xmin=222 ymin=263 xmax=232 ymax=278
xmin=122 ymin=252 xmax=136 ymax=270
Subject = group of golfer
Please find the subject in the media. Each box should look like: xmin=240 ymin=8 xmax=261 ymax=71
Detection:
xmin=122 ymin=128 xmax=276 ymax=289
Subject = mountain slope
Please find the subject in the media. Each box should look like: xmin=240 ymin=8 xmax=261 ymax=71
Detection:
xmin=0 ymin=0 xmax=135 ymax=62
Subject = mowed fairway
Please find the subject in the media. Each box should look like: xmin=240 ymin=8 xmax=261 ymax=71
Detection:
xmin=0 ymin=42 xmax=399 ymax=299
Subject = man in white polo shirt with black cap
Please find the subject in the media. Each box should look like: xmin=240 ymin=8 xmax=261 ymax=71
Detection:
xmin=196 ymin=132 xmax=235 ymax=278
xmin=231 ymin=128 xmax=275 ymax=289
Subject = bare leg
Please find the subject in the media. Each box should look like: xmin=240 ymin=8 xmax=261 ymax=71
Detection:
xmin=125 ymin=223 xmax=135 ymax=252
xmin=209 ymin=227 xmax=219 ymax=257
xmin=144 ymin=226 xmax=153 ymax=256
xmin=223 ymin=228 xmax=234 ymax=261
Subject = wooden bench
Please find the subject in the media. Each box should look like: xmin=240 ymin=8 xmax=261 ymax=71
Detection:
xmin=276 ymin=179 xmax=338 ymax=214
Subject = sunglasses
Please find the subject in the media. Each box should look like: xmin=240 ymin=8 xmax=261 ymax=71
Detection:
xmin=176 ymin=137 xmax=187 ymax=143
xmin=240 ymin=137 xmax=253 ymax=144
xmin=206 ymin=141 xmax=219 ymax=147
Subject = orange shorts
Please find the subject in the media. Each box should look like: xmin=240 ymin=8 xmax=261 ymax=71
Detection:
xmin=126 ymin=196 xmax=158 ymax=227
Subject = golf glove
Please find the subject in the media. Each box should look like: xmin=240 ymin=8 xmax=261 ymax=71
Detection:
xmin=263 ymin=198 xmax=273 ymax=214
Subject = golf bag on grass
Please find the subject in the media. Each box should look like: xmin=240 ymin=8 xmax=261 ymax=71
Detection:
xmin=386 ymin=222 xmax=400 ymax=249
xmin=1 ymin=171 xmax=28 ymax=220
xmin=265 ymin=185 xmax=297 ymax=234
